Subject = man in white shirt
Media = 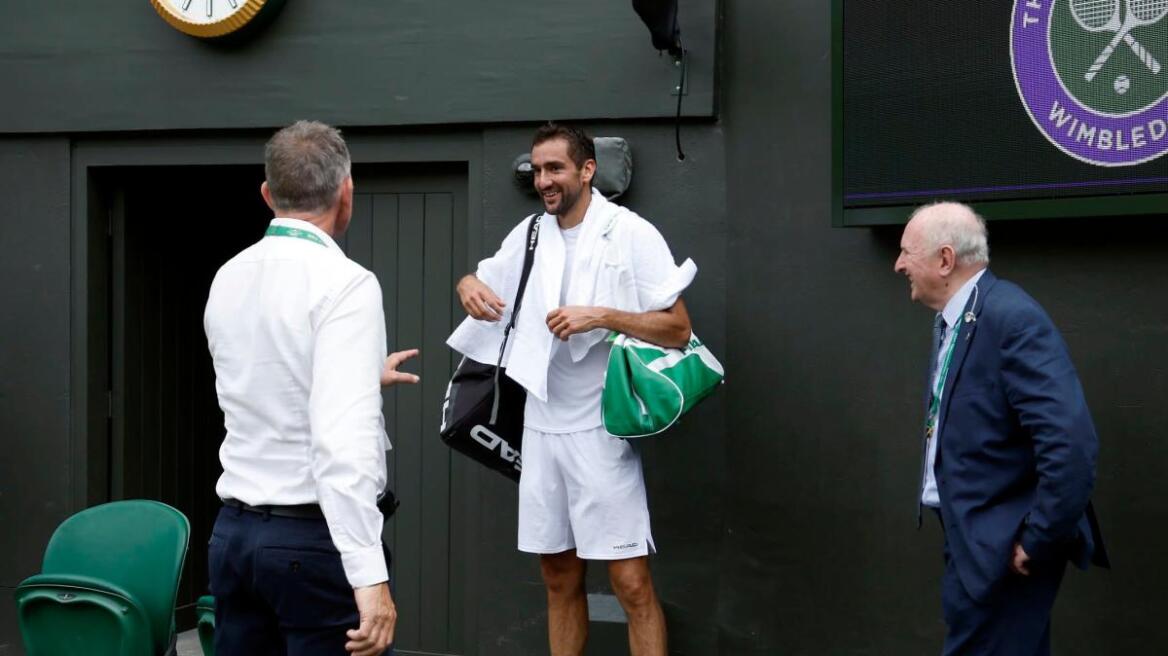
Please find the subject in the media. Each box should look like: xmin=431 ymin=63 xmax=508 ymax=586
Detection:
xmin=454 ymin=123 xmax=693 ymax=656
xmin=204 ymin=121 xmax=417 ymax=656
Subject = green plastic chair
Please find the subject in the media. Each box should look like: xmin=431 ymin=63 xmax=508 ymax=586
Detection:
xmin=195 ymin=594 xmax=216 ymax=656
xmin=14 ymin=499 xmax=191 ymax=656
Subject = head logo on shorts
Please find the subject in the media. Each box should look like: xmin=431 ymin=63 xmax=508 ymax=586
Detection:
xmin=1011 ymin=0 xmax=1168 ymax=166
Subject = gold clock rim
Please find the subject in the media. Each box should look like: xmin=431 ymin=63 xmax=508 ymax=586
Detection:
xmin=148 ymin=0 xmax=272 ymax=38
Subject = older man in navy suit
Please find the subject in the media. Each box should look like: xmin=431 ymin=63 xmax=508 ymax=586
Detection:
xmin=894 ymin=202 xmax=1108 ymax=655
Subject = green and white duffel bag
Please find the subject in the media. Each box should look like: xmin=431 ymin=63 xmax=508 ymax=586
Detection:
xmin=602 ymin=332 xmax=725 ymax=438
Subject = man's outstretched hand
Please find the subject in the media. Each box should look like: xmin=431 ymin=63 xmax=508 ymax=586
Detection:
xmin=381 ymin=349 xmax=420 ymax=386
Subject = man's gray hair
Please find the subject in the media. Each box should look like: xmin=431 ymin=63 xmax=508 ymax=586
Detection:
xmin=264 ymin=120 xmax=352 ymax=214
xmin=911 ymin=201 xmax=990 ymax=266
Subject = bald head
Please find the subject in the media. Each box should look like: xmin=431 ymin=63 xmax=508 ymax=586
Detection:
xmin=894 ymin=202 xmax=990 ymax=311
xmin=908 ymin=202 xmax=990 ymax=268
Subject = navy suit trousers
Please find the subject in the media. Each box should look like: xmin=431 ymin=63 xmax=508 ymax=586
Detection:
xmin=941 ymin=538 xmax=1065 ymax=656
xmin=209 ymin=505 xmax=393 ymax=656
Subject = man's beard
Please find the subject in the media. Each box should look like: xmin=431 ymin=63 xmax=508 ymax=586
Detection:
xmin=550 ymin=185 xmax=582 ymax=217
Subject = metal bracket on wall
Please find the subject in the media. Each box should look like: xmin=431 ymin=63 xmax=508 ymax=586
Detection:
xmin=670 ymin=54 xmax=689 ymax=96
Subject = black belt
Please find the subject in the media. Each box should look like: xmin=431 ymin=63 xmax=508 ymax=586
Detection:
xmin=224 ymin=490 xmax=398 ymax=520
xmin=225 ymin=499 xmax=324 ymax=519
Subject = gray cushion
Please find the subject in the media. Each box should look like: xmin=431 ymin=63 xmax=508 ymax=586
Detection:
xmin=512 ymin=136 xmax=634 ymax=200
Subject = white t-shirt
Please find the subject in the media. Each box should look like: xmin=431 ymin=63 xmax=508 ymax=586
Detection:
xmin=524 ymin=222 xmax=611 ymax=433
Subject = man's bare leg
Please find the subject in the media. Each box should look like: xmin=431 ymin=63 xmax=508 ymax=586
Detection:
xmin=541 ymin=549 xmax=588 ymax=656
xmin=608 ymin=556 xmax=666 ymax=656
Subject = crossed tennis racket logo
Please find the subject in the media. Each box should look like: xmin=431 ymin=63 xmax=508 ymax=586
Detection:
xmin=1070 ymin=0 xmax=1167 ymax=81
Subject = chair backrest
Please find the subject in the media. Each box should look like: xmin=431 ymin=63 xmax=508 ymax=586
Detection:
xmin=40 ymin=500 xmax=190 ymax=655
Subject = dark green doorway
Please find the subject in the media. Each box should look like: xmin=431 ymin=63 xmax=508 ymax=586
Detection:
xmin=110 ymin=165 xmax=266 ymax=632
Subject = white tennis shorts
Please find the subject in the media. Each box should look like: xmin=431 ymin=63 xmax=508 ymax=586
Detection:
xmin=517 ymin=426 xmax=656 ymax=560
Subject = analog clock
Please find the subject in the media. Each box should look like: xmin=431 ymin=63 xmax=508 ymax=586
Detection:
xmin=149 ymin=0 xmax=286 ymax=39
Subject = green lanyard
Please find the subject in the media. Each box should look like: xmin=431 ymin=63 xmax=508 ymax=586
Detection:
xmin=266 ymin=224 xmax=327 ymax=247
xmin=924 ymin=320 xmax=961 ymax=440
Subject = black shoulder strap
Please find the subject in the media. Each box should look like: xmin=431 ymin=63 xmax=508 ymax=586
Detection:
xmin=503 ymin=213 xmax=541 ymax=340
xmin=489 ymin=213 xmax=541 ymax=422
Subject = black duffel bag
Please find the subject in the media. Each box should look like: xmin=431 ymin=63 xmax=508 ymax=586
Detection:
xmin=440 ymin=214 xmax=540 ymax=482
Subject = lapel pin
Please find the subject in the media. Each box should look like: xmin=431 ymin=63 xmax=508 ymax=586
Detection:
xmin=964 ymin=311 xmax=977 ymax=324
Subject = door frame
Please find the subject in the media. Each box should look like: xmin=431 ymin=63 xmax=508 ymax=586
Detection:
xmin=348 ymin=166 xmax=475 ymax=655
xmin=70 ymin=131 xmax=487 ymax=654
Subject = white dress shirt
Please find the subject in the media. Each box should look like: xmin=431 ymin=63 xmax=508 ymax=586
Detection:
xmin=205 ymin=218 xmax=390 ymax=587
xmin=921 ymin=268 xmax=986 ymax=507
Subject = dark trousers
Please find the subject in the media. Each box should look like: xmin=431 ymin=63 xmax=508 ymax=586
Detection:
xmin=209 ymin=505 xmax=393 ymax=656
xmin=941 ymin=541 xmax=1066 ymax=656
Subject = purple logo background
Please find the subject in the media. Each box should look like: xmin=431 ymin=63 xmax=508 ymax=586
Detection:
xmin=1011 ymin=2 xmax=1168 ymax=167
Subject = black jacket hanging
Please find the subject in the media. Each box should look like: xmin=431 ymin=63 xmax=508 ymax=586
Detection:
xmin=631 ymin=0 xmax=682 ymax=57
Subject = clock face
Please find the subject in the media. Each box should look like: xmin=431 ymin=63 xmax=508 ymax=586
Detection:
xmin=165 ymin=0 xmax=249 ymax=24
xmin=149 ymin=0 xmax=283 ymax=38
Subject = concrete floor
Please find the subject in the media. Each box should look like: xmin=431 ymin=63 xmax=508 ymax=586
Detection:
xmin=174 ymin=602 xmax=633 ymax=655
xmin=176 ymin=629 xmax=203 ymax=656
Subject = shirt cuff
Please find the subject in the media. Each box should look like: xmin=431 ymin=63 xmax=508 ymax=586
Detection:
xmin=340 ymin=543 xmax=388 ymax=588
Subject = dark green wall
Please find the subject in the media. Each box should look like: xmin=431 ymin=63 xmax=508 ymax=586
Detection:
xmin=1 ymin=0 xmax=1166 ymax=654
xmin=722 ymin=1 xmax=1166 ymax=653
xmin=0 ymin=0 xmax=715 ymax=133
xmin=0 ymin=139 xmax=72 ymax=653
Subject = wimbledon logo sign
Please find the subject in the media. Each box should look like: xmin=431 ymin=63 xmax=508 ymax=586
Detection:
xmin=1011 ymin=0 xmax=1168 ymax=166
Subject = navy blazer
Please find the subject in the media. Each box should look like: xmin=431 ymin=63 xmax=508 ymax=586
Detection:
xmin=929 ymin=270 xmax=1109 ymax=603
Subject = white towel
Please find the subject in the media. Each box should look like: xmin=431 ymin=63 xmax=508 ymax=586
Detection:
xmin=447 ymin=189 xmax=696 ymax=402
